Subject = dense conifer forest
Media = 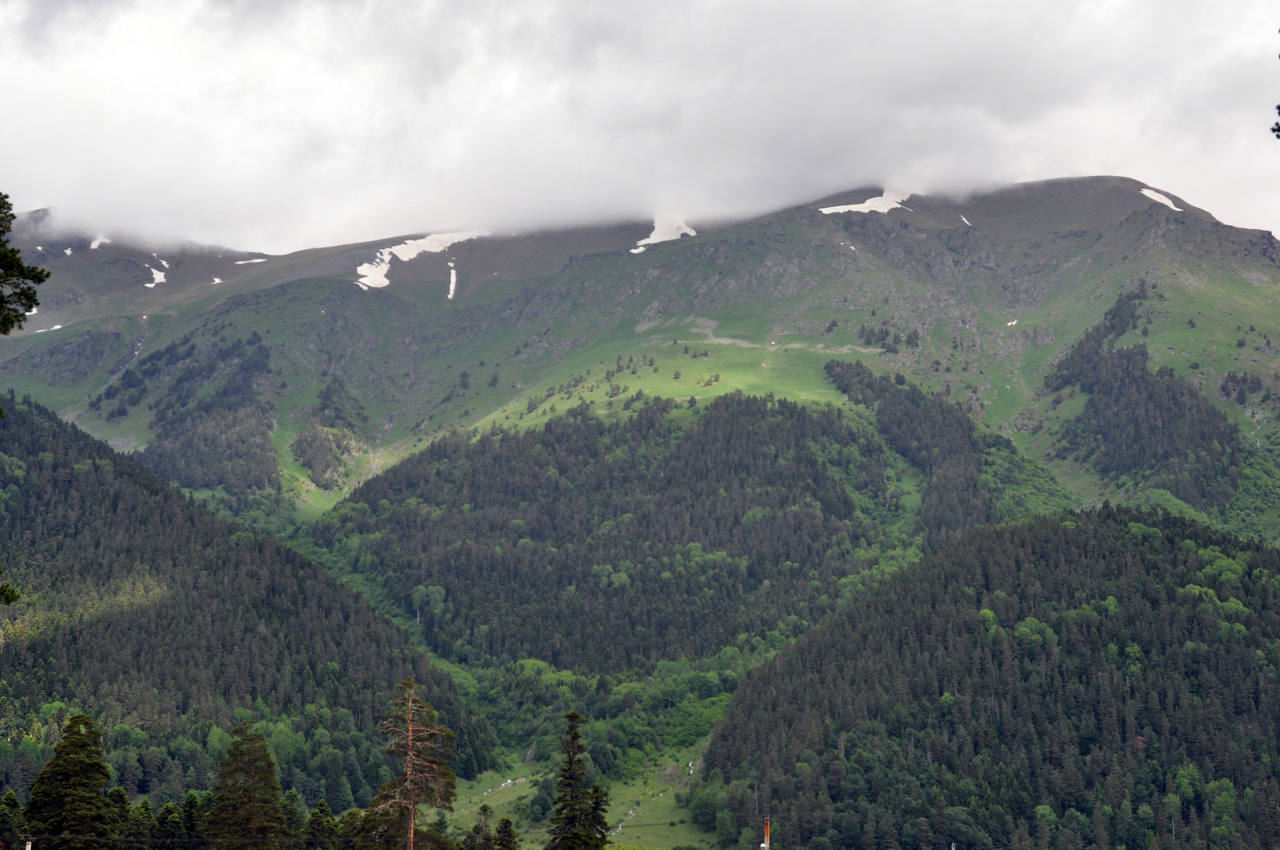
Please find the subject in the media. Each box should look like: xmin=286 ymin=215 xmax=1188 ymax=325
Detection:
xmin=305 ymin=391 xmax=1066 ymax=673
xmin=700 ymin=507 xmax=1280 ymax=849
xmin=1044 ymin=287 xmax=1245 ymax=508
xmin=0 ymin=395 xmax=494 ymax=805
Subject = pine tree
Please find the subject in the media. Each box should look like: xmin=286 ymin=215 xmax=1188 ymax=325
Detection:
xmin=545 ymin=712 xmax=609 ymax=850
xmin=203 ymin=725 xmax=288 ymax=850
xmin=495 ymin=817 xmax=520 ymax=850
xmin=374 ymin=677 xmax=457 ymax=850
xmin=24 ymin=713 xmax=120 ymax=850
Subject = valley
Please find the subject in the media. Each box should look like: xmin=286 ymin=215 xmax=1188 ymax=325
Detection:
xmin=3 ymin=175 xmax=1280 ymax=848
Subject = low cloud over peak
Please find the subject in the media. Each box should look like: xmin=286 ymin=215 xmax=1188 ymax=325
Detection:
xmin=4 ymin=1 xmax=1278 ymax=252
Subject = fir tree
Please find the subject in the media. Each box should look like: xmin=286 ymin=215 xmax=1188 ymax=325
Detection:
xmin=545 ymin=712 xmax=609 ymax=850
xmin=122 ymin=798 xmax=159 ymax=850
xmin=303 ymin=799 xmax=342 ymax=849
xmin=203 ymin=725 xmax=288 ymax=850
xmin=495 ymin=818 xmax=520 ymax=850
xmin=0 ymin=789 xmax=26 ymax=849
xmin=24 ymin=713 xmax=120 ymax=850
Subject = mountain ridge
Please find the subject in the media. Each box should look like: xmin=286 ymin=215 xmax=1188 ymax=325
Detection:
xmin=2 ymin=174 xmax=1277 ymax=527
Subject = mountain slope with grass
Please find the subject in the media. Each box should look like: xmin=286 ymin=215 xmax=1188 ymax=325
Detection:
xmin=5 ymin=176 xmax=1278 ymax=531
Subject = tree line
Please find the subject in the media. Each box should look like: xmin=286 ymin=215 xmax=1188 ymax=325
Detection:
xmin=4 ymin=693 xmax=606 ymax=850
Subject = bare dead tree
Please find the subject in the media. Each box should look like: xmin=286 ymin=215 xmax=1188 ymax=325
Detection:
xmin=374 ymin=677 xmax=457 ymax=850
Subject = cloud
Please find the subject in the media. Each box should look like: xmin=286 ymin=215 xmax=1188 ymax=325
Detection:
xmin=3 ymin=0 xmax=1279 ymax=252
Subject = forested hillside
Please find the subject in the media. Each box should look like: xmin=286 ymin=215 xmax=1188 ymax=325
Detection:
xmin=3 ymin=175 xmax=1280 ymax=849
xmin=305 ymin=390 xmax=1068 ymax=672
xmin=0 ymin=395 xmax=494 ymax=804
xmin=823 ymin=359 xmax=1065 ymax=549
xmin=700 ymin=507 xmax=1280 ymax=850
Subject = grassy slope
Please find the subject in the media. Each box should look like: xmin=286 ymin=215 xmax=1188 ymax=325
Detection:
xmin=6 ymin=180 xmax=1278 ymax=525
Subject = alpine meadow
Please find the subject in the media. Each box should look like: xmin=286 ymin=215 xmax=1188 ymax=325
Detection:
xmin=5 ymin=172 xmax=1280 ymax=850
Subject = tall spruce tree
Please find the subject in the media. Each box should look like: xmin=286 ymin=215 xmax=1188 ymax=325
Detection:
xmin=24 ymin=713 xmax=120 ymax=850
xmin=203 ymin=725 xmax=288 ymax=850
xmin=545 ymin=712 xmax=609 ymax=850
xmin=303 ymin=799 xmax=342 ymax=849
xmin=375 ymin=677 xmax=457 ymax=850
xmin=0 ymin=789 xmax=26 ymax=849
xmin=495 ymin=817 xmax=520 ymax=850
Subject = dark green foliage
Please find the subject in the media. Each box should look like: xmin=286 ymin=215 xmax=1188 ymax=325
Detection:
xmin=0 ymin=560 xmax=16 ymax=605
xmin=0 ymin=191 xmax=46 ymax=336
xmin=826 ymin=359 xmax=1064 ymax=548
xmin=461 ymin=804 xmax=495 ymax=850
xmin=282 ymin=788 xmax=307 ymax=846
xmin=315 ymin=377 xmax=370 ymax=432
xmin=203 ymin=726 xmax=288 ymax=850
xmin=703 ymin=507 xmax=1280 ymax=848
xmin=0 ymin=790 xmax=24 ymax=849
xmin=546 ymin=713 xmax=609 ymax=850
xmin=310 ymin=393 xmax=908 ymax=671
xmin=122 ymin=798 xmax=158 ymax=850
xmin=153 ymin=792 xmax=210 ymax=849
xmin=303 ymin=799 xmax=344 ymax=849
xmin=140 ymin=334 xmax=280 ymax=495
xmin=495 ymin=817 xmax=519 ymax=850
xmin=24 ymin=713 xmax=119 ymax=850
xmin=1047 ymin=288 xmax=1244 ymax=506
xmin=0 ymin=395 xmax=491 ymax=800
xmin=293 ymin=424 xmax=355 ymax=488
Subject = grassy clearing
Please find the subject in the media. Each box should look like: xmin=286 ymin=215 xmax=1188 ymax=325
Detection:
xmin=446 ymin=739 xmax=713 ymax=850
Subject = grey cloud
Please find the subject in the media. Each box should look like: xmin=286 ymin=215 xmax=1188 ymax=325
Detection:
xmin=2 ymin=0 xmax=1278 ymax=252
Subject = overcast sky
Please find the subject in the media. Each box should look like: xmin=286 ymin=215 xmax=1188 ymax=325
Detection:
xmin=3 ymin=0 xmax=1278 ymax=253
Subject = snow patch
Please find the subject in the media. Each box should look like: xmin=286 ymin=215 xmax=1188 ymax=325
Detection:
xmin=447 ymin=262 xmax=458 ymax=300
xmin=234 ymin=258 xmax=268 ymax=265
xmin=211 ymin=277 xmax=223 ymax=285
xmin=90 ymin=236 xmax=111 ymax=249
xmin=24 ymin=307 xmax=37 ymax=316
xmin=160 ymin=258 xmax=170 ymax=269
xmin=145 ymin=266 xmax=166 ymax=288
xmin=821 ymin=190 xmax=910 ymax=215
xmin=960 ymin=214 xmax=972 ymax=226
xmin=36 ymin=246 xmax=43 ymax=252
xmin=354 ymin=230 xmax=487 ymax=290
xmin=63 ymin=247 xmax=73 ymax=256
xmin=634 ymin=216 xmax=695 ymax=251
xmin=1140 ymin=188 xmax=1182 ymax=211
xmin=1006 ymin=319 xmax=1018 ymax=327
xmin=36 ymin=324 xmax=63 ymax=334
